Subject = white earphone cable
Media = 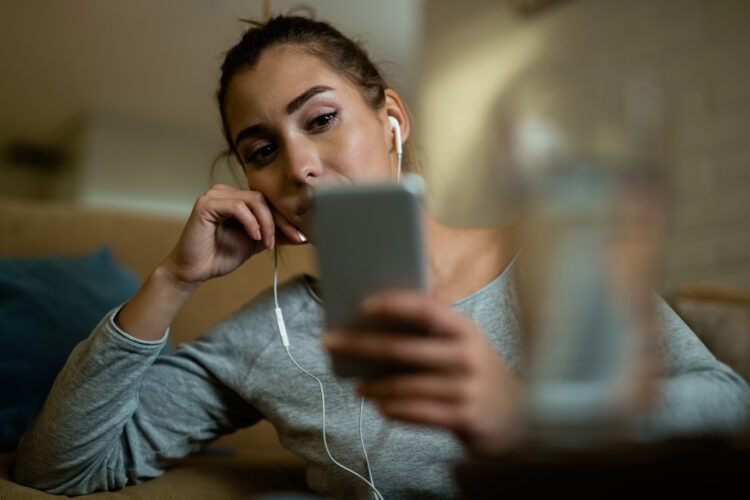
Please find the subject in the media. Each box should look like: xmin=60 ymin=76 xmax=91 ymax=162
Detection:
xmin=273 ymin=248 xmax=383 ymax=500
xmin=396 ymin=152 xmax=403 ymax=183
xmin=359 ymin=397 xmax=375 ymax=486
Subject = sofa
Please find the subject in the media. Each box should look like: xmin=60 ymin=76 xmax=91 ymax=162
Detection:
xmin=1 ymin=196 xmax=749 ymax=499
xmin=0 ymin=196 xmax=317 ymax=498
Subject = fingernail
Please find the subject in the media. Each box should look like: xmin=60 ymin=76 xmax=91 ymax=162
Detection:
xmin=297 ymin=230 xmax=308 ymax=242
xmin=269 ymin=234 xmax=275 ymax=249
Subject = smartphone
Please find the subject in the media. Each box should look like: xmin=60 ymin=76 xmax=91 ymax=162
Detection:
xmin=311 ymin=175 xmax=427 ymax=377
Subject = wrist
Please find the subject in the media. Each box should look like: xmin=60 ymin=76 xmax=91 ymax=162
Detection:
xmin=114 ymin=263 xmax=197 ymax=342
xmin=154 ymin=258 xmax=201 ymax=297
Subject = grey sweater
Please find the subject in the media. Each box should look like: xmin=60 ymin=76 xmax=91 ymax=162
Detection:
xmin=14 ymin=262 xmax=750 ymax=498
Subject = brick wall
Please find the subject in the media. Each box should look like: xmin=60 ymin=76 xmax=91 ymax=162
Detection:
xmin=418 ymin=0 xmax=750 ymax=289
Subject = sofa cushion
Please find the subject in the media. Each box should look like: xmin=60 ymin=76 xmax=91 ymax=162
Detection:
xmin=0 ymin=247 xmax=142 ymax=451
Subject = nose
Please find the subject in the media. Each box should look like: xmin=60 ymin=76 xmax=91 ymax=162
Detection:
xmin=283 ymin=138 xmax=323 ymax=186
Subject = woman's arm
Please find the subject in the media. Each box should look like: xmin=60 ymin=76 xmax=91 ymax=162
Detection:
xmin=13 ymin=305 xmax=263 ymax=495
xmin=14 ymin=184 xmax=306 ymax=494
xmin=632 ymin=298 xmax=750 ymax=439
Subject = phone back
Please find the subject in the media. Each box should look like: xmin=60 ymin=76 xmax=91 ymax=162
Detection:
xmin=312 ymin=182 xmax=427 ymax=335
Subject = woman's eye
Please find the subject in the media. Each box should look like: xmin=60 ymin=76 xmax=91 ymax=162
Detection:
xmin=245 ymin=143 xmax=278 ymax=165
xmin=308 ymin=111 xmax=338 ymax=131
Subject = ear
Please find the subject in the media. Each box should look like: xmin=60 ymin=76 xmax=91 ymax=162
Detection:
xmin=381 ymin=88 xmax=410 ymax=150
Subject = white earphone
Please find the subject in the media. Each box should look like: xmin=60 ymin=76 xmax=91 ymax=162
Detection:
xmin=272 ymin=250 xmax=384 ymax=500
xmin=389 ymin=116 xmax=403 ymax=182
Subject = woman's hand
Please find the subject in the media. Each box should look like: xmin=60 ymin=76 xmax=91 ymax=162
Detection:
xmin=116 ymin=184 xmax=307 ymax=341
xmin=161 ymin=184 xmax=306 ymax=288
xmin=322 ymin=291 xmax=522 ymax=457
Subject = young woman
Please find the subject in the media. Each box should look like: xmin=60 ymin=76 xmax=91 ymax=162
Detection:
xmin=15 ymin=15 xmax=750 ymax=499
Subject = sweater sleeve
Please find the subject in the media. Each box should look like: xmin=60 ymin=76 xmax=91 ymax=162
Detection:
xmin=13 ymin=305 xmax=263 ymax=495
xmin=633 ymin=298 xmax=750 ymax=440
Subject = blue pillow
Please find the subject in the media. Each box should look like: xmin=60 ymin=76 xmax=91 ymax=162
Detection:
xmin=0 ymin=246 xmax=143 ymax=451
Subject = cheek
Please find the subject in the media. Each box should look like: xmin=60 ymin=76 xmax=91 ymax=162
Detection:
xmin=245 ymin=170 xmax=277 ymax=197
xmin=335 ymin=122 xmax=391 ymax=181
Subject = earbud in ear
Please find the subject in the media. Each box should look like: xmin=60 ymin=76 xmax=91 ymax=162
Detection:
xmin=388 ymin=116 xmax=402 ymax=156
xmin=388 ymin=116 xmax=404 ymax=182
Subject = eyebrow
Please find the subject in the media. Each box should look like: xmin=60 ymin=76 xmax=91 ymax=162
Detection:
xmin=234 ymin=124 xmax=269 ymax=147
xmin=234 ymin=85 xmax=334 ymax=146
xmin=286 ymin=85 xmax=333 ymax=114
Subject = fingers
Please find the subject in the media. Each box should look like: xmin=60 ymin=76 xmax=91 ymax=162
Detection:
xmin=324 ymin=330 xmax=474 ymax=373
xmin=357 ymin=373 xmax=490 ymax=434
xmin=199 ymin=184 xmax=307 ymax=247
xmin=360 ymin=291 xmax=476 ymax=340
xmin=356 ymin=348 xmax=522 ymax=455
xmin=197 ymin=194 xmax=271 ymax=248
xmin=200 ymin=185 xmax=274 ymax=247
xmin=322 ymin=293 xmax=486 ymax=373
xmin=371 ymin=397 xmax=474 ymax=432
xmin=270 ymin=206 xmax=308 ymax=245
xmin=374 ymin=396 xmax=521 ymax=456
xmin=358 ymin=373 xmax=466 ymax=402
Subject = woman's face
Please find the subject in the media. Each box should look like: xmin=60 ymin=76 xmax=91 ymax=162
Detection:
xmin=224 ymin=45 xmax=401 ymax=234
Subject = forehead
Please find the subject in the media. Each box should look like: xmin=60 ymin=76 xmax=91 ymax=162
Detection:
xmin=224 ymin=45 xmax=358 ymax=123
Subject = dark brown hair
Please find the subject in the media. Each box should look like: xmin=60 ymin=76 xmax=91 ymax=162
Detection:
xmin=214 ymin=15 xmax=416 ymax=180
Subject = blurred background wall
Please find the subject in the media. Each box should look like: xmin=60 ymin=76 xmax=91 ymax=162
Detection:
xmin=1 ymin=0 xmax=749 ymax=289
xmin=417 ymin=0 xmax=750 ymax=289
xmin=0 ymin=0 xmax=422 ymax=213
